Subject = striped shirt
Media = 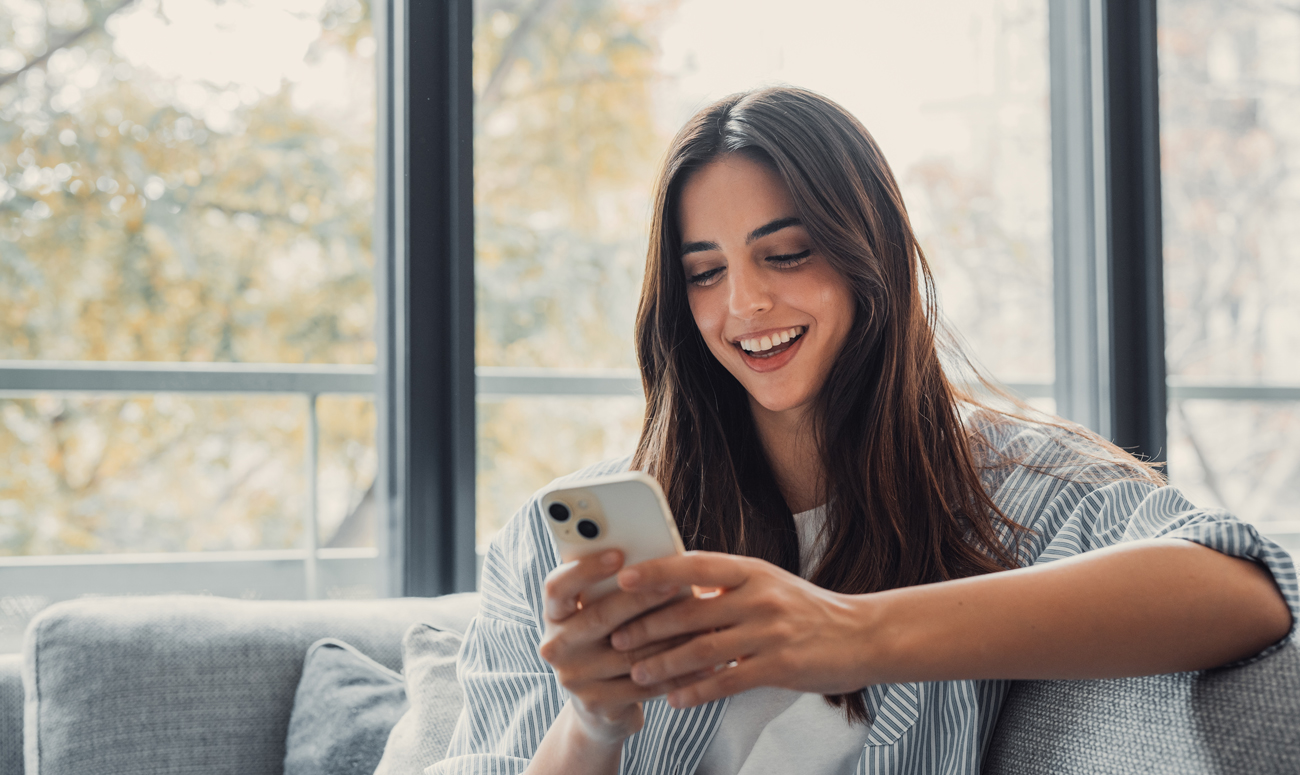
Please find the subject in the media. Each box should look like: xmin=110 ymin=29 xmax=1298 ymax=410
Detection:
xmin=431 ymin=415 xmax=1300 ymax=775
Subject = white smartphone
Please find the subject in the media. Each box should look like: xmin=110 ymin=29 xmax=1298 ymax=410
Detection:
xmin=540 ymin=471 xmax=687 ymax=604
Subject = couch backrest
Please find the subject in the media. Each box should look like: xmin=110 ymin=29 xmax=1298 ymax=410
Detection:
xmin=22 ymin=593 xmax=481 ymax=775
xmin=18 ymin=594 xmax=1295 ymax=775
xmin=1 ymin=653 xmax=23 ymax=775
xmin=984 ymin=638 xmax=1300 ymax=774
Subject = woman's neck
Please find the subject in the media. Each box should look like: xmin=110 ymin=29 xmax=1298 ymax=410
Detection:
xmin=749 ymin=398 xmax=824 ymax=514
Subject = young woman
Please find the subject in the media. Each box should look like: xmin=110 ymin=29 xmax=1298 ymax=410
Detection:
xmin=432 ymin=88 xmax=1296 ymax=775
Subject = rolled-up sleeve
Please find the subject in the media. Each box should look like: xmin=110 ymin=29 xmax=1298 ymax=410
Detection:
xmin=1010 ymin=458 xmax=1299 ymax=664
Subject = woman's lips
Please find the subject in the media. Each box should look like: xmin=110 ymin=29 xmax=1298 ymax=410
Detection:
xmin=736 ymin=332 xmax=804 ymax=373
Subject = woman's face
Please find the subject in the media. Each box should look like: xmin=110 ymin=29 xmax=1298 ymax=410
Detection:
xmin=679 ymin=154 xmax=855 ymax=419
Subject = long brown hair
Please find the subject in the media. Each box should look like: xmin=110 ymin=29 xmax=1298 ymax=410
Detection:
xmin=632 ymin=87 xmax=1035 ymax=722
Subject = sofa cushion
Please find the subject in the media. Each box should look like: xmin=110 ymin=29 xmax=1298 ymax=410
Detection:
xmin=1 ymin=653 xmax=23 ymax=775
xmin=284 ymin=639 xmax=408 ymax=775
xmin=374 ymin=623 xmax=465 ymax=775
xmin=983 ymin=638 xmax=1300 ymax=774
xmin=24 ymin=593 xmax=481 ymax=775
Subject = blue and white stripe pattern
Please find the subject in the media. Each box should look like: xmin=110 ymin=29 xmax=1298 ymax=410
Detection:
xmin=431 ymin=417 xmax=1300 ymax=775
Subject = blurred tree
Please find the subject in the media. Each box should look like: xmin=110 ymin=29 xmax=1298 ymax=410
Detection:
xmin=1159 ymin=0 xmax=1300 ymax=524
xmin=0 ymin=0 xmax=377 ymax=555
xmin=472 ymin=0 xmax=673 ymax=541
xmin=473 ymin=0 xmax=671 ymax=371
xmin=0 ymin=0 xmax=673 ymax=553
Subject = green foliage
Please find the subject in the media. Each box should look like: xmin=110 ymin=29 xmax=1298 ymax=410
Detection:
xmin=0 ymin=0 xmax=376 ymax=555
xmin=0 ymin=0 xmax=669 ymax=553
xmin=472 ymin=0 xmax=672 ymax=541
xmin=0 ymin=1 xmax=375 ymax=364
xmin=473 ymin=0 xmax=670 ymax=370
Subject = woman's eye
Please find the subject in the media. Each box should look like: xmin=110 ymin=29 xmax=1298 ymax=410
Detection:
xmin=767 ymin=249 xmax=812 ymax=267
xmin=688 ymin=266 xmax=724 ymax=286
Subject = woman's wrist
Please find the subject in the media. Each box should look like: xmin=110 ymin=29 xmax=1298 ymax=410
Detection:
xmin=565 ymin=701 xmax=634 ymax=751
xmin=839 ymin=587 xmax=917 ymax=689
xmin=526 ymin=701 xmax=625 ymax=775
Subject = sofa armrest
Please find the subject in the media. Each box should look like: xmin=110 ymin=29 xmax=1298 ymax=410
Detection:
xmin=984 ymin=637 xmax=1300 ymax=774
xmin=24 ymin=593 xmax=480 ymax=775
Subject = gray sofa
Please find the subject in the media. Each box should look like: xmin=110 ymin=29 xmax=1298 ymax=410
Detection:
xmin=1 ymin=594 xmax=1297 ymax=774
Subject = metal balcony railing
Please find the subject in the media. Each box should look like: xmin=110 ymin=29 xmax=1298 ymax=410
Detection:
xmin=1 ymin=359 xmax=1298 ymax=617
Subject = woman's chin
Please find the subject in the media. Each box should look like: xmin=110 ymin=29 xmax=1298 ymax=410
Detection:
xmin=745 ymin=385 xmax=816 ymax=418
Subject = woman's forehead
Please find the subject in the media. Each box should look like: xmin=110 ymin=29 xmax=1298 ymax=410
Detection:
xmin=677 ymin=156 xmax=798 ymax=247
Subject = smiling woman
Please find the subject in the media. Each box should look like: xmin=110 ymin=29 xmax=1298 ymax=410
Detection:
xmin=434 ymin=87 xmax=1297 ymax=775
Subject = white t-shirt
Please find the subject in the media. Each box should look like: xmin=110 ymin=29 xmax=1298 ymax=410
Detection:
xmin=694 ymin=506 xmax=871 ymax=775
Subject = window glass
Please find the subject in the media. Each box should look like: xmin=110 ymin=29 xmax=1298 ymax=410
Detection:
xmin=477 ymin=395 xmax=645 ymax=540
xmin=0 ymin=0 xmax=379 ymax=641
xmin=0 ymin=0 xmax=376 ymax=364
xmin=1158 ymin=0 xmax=1300 ymax=530
xmin=1 ymin=393 xmax=311 ymax=554
xmin=1166 ymin=400 xmax=1300 ymax=553
xmin=316 ymin=394 xmax=377 ymax=550
xmin=0 ymin=392 xmax=373 ymax=549
xmin=472 ymin=0 xmax=1052 ymax=544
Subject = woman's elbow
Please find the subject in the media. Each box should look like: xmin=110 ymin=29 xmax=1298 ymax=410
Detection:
xmin=1226 ymin=557 xmax=1293 ymax=663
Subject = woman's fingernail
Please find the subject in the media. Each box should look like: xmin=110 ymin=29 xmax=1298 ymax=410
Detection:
xmin=631 ymin=664 xmax=650 ymax=683
xmin=610 ymin=631 xmax=628 ymax=649
xmin=620 ymin=569 xmax=641 ymax=587
xmin=601 ymin=550 xmax=621 ymax=567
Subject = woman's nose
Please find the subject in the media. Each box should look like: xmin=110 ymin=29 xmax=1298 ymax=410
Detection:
xmin=727 ymin=264 xmax=772 ymax=318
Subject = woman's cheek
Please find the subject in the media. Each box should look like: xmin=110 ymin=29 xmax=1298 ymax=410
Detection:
xmin=688 ymin=297 xmax=725 ymax=355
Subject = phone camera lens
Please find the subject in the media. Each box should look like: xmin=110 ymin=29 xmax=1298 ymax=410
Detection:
xmin=548 ymin=502 xmax=571 ymax=522
xmin=576 ymin=519 xmax=600 ymax=539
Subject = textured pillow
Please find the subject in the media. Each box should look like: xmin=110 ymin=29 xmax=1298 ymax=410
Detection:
xmin=373 ymin=623 xmax=465 ymax=775
xmin=284 ymin=638 xmax=409 ymax=775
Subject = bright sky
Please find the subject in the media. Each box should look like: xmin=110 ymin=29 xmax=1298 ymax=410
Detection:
xmin=657 ymin=0 xmax=1020 ymax=172
xmin=108 ymin=0 xmax=372 ymax=132
xmin=102 ymin=0 xmax=1044 ymax=171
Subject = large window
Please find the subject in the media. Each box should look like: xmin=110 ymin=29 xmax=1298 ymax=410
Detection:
xmin=0 ymin=0 xmax=380 ymax=650
xmin=5 ymin=0 xmax=1293 ymax=621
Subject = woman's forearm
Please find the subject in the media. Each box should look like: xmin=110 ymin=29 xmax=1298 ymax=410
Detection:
xmin=858 ymin=538 xmax=1293 ymax=685
xmin=523 ymin=701 xmax=623 ymax=775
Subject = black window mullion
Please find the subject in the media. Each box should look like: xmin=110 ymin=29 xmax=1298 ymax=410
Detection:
xmin=1050 ymin=0 xmax=1167 ymax=464
xmin=377 ymin=0 xmax=477 ymax=597
xmin=1102 ymin=0 xmax=1167 ymax=464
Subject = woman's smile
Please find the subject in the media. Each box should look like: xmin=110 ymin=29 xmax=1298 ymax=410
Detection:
xmin=736 ymin=325 xmax=805 ymax=356
xmin=734 ymin=325 xmax=806 ymax=372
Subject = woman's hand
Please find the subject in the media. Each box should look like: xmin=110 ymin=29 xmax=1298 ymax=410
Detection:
xmin=537 ymin=549 xmax=698 ymax=746
xmin=608 ymin=551 xmax=880 ymax=709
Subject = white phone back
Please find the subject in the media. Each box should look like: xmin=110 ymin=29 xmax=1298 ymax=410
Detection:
xmin=540 ymin=471 xmax=686 ymax=602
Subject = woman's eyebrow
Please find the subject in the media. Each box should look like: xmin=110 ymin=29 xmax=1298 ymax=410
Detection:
xmin=681 ymin=240 xmax=720 ymax=257
xmin=680 ymin=217 xmax=803 ymax=257
xmin=745 ymin=216 xmax=802 ymax=244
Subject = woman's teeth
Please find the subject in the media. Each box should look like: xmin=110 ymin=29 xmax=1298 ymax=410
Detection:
xmin=739 ymin=326 xmax=804 ymax=355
